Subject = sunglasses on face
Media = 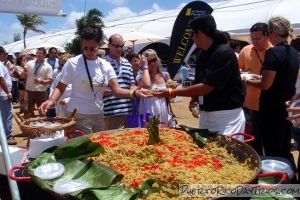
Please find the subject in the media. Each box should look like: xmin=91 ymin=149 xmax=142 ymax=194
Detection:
xmin=110 ymin=43 xmax=125 ymax=48
xmin=148 ymin=57 xmax=158 ymax=65
xmin=82 ymin=46 xmax=99 ymax=52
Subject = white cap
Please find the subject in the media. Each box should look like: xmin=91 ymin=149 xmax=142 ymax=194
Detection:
xmin=28 ymin=49 xmax=37 ymax=56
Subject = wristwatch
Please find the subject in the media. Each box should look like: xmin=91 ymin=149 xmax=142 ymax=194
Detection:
xmin=40 ymin=80 xmax=44 ymax=84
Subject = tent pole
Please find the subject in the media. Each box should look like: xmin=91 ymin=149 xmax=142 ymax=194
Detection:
xmin=0 ymin=111 xmax=21 ymax=200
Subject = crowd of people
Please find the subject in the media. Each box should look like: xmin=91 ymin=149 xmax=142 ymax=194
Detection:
xmin=1 ymin=13 xmax=300 ymax=181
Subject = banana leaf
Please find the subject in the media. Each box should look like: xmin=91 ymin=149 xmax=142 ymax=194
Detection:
xmin=79 ymin=183 xmax=140 ymax=200
xmin=140 ymin=179 xmax=171 ymax=195
xmin=29 ymin=159 xmax=123 ymax=194
xmin=179 ymin=124 xmax=218 ymax=147
xmin=27 ymin=136 xmax=104 ymax=170
xmin=79 ymin=179 xmax=172 ymax=200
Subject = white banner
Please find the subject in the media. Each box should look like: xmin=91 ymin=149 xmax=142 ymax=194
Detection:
xmin=0 ymin=0 xmax=65 ymax=17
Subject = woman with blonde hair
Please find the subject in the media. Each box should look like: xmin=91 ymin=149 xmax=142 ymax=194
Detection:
xmin=244 ymin=16 xmax=299 ymax=170
xmin=137 ymin=49 xmax=176 ymax=125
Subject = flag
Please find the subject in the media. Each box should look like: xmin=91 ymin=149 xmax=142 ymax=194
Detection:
xmin=167 ymin=1 xmax=213 ymax=79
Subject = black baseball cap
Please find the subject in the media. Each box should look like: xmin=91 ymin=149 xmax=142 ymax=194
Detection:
xmin=189 ymin=13 xmax=216 ymax=31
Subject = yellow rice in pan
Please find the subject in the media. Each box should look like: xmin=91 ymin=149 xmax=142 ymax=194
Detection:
xmin=90 ymin=128 xmax=257 ymax=199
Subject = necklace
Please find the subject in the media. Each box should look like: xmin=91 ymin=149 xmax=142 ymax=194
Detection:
xmin=150 ymin=73 xmax=161 ymax=82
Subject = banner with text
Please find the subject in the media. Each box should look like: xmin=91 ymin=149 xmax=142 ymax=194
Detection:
xmin=167 ymin=1 xmax=212 ymax=79
xmin=0 ymin=0 xmax=65 ymax=17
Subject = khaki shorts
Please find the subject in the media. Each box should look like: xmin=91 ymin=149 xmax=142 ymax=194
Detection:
xmin=66 ymin=111 xmax=105 ymax=137
xmin=104 ymin=115 xmax=127 ymax=130
xmin=24 ymin=90 xmax=47 ymax=114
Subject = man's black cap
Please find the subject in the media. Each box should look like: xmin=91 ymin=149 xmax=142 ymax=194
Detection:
xmin=189 ymin=13 xmax=216 ymax=31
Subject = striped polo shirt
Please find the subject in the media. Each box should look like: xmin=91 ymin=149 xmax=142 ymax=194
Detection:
xmin=103 ymin=55 xmax=135 ymax=117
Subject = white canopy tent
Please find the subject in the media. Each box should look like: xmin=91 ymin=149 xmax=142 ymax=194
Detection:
xmin=4 ymin=0 xmax=300 ymax=54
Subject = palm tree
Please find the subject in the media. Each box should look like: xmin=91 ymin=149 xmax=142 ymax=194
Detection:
xmin=65 ymin=8 xmax=105 ymax=55
xmin=16 ymin=14 xmax=47 ymax=49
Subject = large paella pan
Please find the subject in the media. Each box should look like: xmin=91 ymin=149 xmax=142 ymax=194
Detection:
xmin=10 ymin=125 xmax=265 ymax=199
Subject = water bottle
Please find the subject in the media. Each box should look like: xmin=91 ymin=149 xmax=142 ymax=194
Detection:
xmin=57 ymin=105 xmax=65 ymax=117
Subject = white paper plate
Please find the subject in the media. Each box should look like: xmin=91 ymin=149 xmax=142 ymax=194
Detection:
xmin=34 ymin=162 xmax=65 ymax=180
xmin=53 ymin=180 xmax=87 ymax=196
xmin=240 ymin=73 xmax=252 ymax=79
xmin=288 ymin=99 xmax=300 ymax=125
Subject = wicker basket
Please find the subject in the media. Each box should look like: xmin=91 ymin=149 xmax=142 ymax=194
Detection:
xmin=14 ymin=108 xmax=79 ymax=139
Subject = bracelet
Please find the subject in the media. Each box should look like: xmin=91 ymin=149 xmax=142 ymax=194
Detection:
xmin=168 ymin=88 xmax=172 ymax=96
xmin=129 ymin=90 xmax=135 ymax=98
xmin=170 ymin=89 xmax=176 ymax=98
xmin=7 ymin=92 xmax=12 ymax=97
xmin=47 ymin=98 xmax=57 ymax=107
xmin=133 ymin=90 xmax=137 ymax=97
xmin=141 ymin=66 xmax=148 ymax=71
xmin=40 ymin=79 xmax=43 ymax=84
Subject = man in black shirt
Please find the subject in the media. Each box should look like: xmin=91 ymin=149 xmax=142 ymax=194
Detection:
xmin=153 ymin=14 xmax=245 ymax=140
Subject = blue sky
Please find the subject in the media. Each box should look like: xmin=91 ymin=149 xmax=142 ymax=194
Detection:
xmin=0 ymin=0 xmax=214 ymax=46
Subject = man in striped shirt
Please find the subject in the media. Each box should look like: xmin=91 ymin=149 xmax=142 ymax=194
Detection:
xmin=104 ymin=34 xmax=137 ymax=130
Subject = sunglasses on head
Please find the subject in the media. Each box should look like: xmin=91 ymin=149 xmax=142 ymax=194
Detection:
xmin=148 ymin=57 xmax=158 ymax=65
xmin=82 ymin=46 xmax=99 ymax=52
xmin=110 ymin=43 xmax=124 ymax=48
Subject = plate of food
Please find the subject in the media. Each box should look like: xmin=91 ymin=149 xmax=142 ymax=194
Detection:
xmin=240 ymin=73 xmax=253 ymax=80
xmin=288 ymin=99 xmax=300 ymax=125
xmin=150 ymin=87 xmax=162 ymax=94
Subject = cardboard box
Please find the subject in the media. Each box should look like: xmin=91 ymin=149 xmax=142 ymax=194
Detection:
xmin=0 ymin=146 xmax=22 ymax=175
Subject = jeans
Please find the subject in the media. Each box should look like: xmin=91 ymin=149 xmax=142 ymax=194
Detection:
xmin=11 ymin=80 xmax=19 ymax=103
xmin=0 ymin=96 xmax=13 ymax=139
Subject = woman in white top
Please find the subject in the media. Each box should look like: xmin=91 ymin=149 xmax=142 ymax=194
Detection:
xmin=137 ymin=49 xmax=176 ymax=125
xmin=49 ymin=53 xmax=73 ymax=115
xmin=39 ymin=25 xmax=152 ymax=135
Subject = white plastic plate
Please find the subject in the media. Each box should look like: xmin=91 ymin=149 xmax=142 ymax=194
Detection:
xmin=53 ymin=180 xmax=88 ymax=196
xmin=34 ymin=162 xmax=65 ymax=180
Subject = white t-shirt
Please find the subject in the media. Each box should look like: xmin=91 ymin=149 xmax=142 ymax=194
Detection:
xmin=0 ymin=62 xmax=12 ymax=96
xmin=50 ymin=72 xmax=72 ymax=113
xmin=25 ymin=59 xmax=53 ymax=91
xmin=60 ymin=54 xmax=117 ymax=115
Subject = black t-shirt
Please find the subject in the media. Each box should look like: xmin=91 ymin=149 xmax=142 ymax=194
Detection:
xmin=260 ymin=42 xmax=299 ymax=111
xmin=195 ymin=41 xmax=244 ymax=111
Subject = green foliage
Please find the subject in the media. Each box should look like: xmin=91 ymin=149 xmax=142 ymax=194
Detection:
xmin=13 ymin=33 xmax=21 ymax=42
xmin=147 ymin=115 xmax=162 ymax=145
xmin=65 ymin=8 xmax=105 ymax=55
xmin=16 ymin=14 xmax=47 ymax=48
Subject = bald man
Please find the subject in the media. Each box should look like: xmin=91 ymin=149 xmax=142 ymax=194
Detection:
xmin=103 ymin=34 xmax=137 ymax=130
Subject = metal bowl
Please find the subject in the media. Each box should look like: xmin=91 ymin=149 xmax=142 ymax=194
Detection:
xmin=261 ymin=159 xmax=294 ymax=179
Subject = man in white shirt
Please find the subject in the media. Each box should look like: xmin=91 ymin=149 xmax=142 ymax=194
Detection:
xmin=23 ymin=47 xmax=53 ymax=119
xmin=0 ymin=46 xmax=16 ymax=145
